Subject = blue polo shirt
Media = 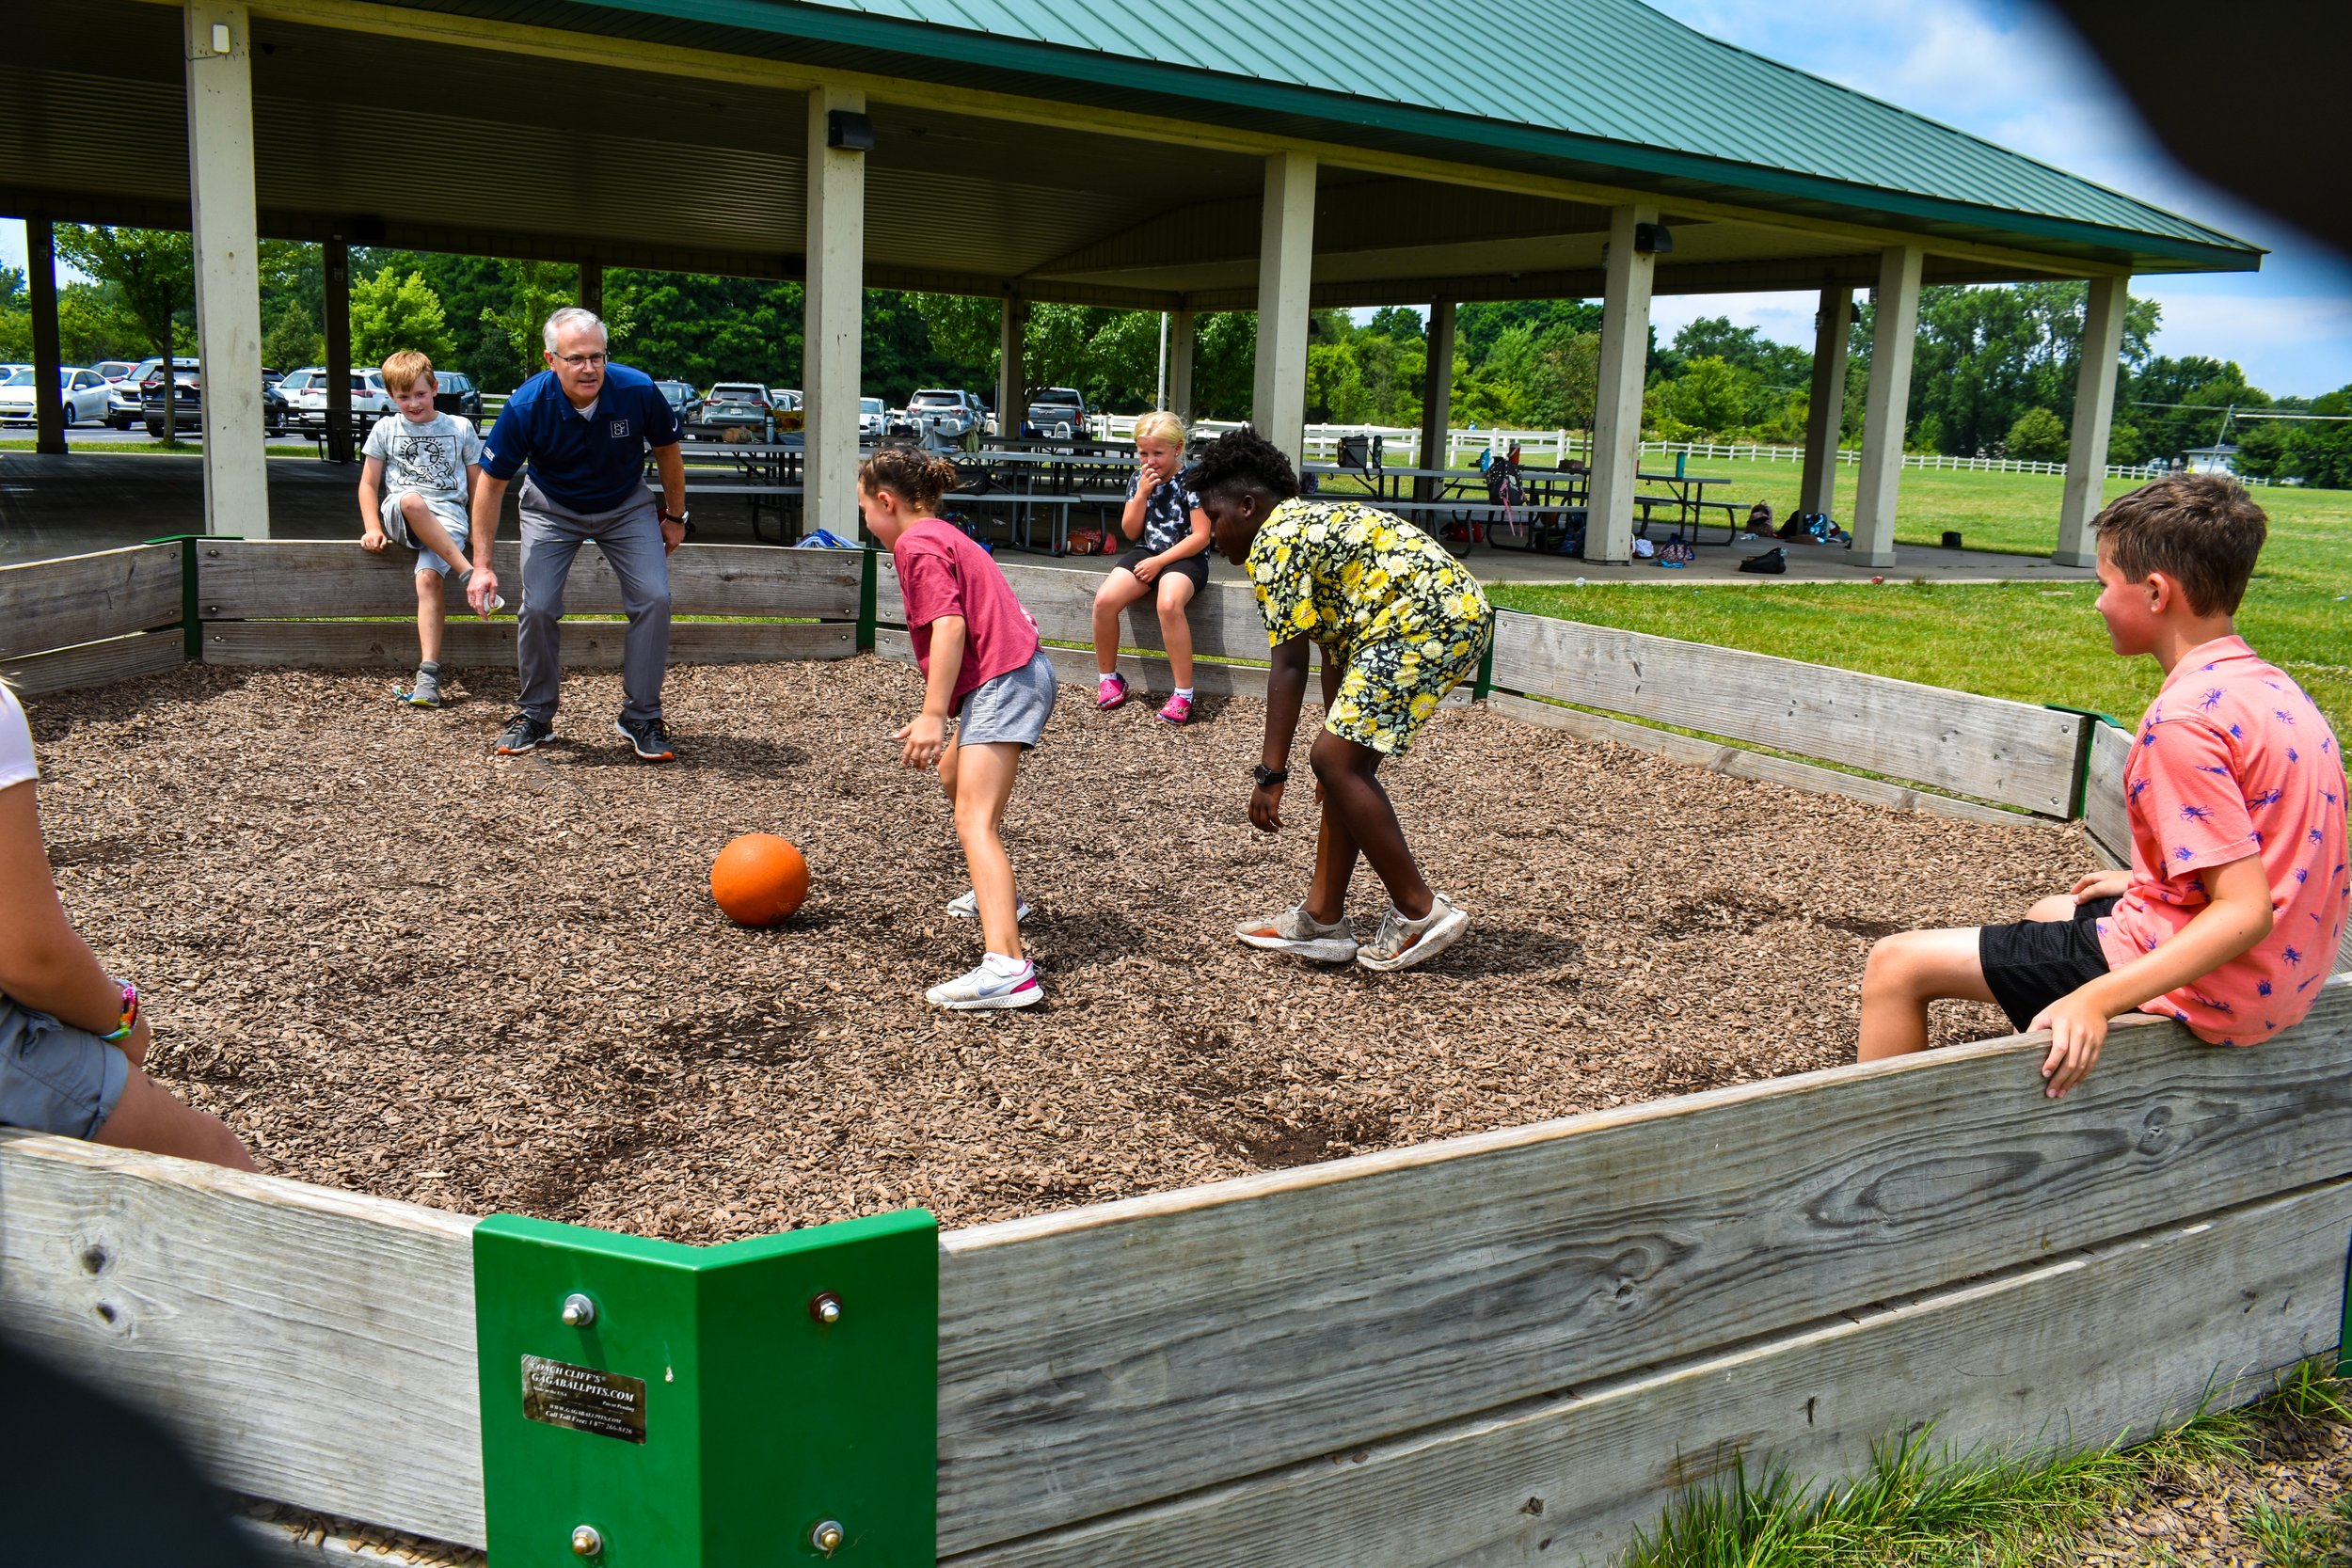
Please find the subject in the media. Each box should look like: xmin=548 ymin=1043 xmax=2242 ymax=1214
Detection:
xmin=480 ymin=362 xmax=681 ymax=515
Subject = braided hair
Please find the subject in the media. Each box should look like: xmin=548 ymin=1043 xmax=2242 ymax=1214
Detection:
xmin=859 ymin=442 xmax=959 ymax=513
xmin=1186 ymin=425 xmax=1299 ymax=507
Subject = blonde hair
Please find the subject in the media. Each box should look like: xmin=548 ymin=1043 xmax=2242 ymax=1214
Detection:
xmin=1132 ymin=410 xmax=1185 ymax=450
xmin=380 ymin=351 xmax=437 ymax=395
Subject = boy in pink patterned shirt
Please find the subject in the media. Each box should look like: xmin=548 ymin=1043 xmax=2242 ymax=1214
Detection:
xmin=1859 ymin=476 xmax=2347 ymax=1097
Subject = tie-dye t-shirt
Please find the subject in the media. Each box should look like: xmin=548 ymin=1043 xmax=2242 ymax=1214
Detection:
xmin=2094 ymin=636 xmax=2349 ymax=1044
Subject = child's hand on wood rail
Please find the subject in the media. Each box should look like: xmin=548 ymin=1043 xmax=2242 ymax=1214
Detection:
xmin=2030 ymin=989 xmax=2107 ymax=1098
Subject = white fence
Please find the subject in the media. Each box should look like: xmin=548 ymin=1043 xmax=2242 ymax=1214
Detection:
xmin=1090 ymin=415 xmax=2232 ymax=483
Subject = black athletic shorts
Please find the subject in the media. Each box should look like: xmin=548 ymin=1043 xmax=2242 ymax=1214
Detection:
xmin=1979 ymin=895 xmax=2118 ymax=1032
xmin=1112 ymin=546 xmax=1209 ymax=594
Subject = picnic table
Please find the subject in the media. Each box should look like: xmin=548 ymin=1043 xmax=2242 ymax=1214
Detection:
xmin=1632 ymin=469 xmax=1744 ymax=545
xmin=1302 ymin=463 xmax=1588 ymax=555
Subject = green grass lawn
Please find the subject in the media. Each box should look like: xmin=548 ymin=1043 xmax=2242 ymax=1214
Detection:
xmin=1488 ymin=476 xmax=2352 ymax=738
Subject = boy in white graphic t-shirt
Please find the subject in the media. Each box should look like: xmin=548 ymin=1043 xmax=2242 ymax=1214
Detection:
xmin=358 ymin=350 xmax=488 ymax=708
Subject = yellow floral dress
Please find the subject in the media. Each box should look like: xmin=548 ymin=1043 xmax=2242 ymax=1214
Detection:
xmin=1245 ymin=497 xmax=1494 ymax=756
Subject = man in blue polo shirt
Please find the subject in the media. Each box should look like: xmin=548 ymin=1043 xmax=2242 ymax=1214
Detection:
xmin=466 ymin=307 xmax=690 ymax=761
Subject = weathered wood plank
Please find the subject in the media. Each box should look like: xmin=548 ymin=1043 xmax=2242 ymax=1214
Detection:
xmin=1486 ymin=610 xmax=2085 ymax=815
xmin=953 ymin=1178 xmax=2352 ymax=1568
xmin=2083 ymin=718 xmax=2136 ymax=867
xmin=873 ymin=627 xmax=1272 ymax=701
xmin=0 ymin=1133 xmax=485 ymax=1547
xmin=196 ymin=540 xmax=862 ymax=622
xmin=932 ymin=981 xmax=2352 ymax=1552
xmin=201 ymin=620 xmax=855 ymax=669
xmin=878 ymin=557 xmax=1274 ymax=660
xmin=0 ymin=544 xmax=184 ymax=660
xmin=1488 ymin=691 xmax=2025 ymax=828
xmin=2 ymin=629 xmax=185 ymax=696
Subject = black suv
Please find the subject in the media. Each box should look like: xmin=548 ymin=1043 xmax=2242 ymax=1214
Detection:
xmin=142 ymin=365 xmax=290 ymax=437
xmin=1022 ymin=387 xmax=1089 ymax=440
xmin=432 ymin=371 xmax=485 ymax=421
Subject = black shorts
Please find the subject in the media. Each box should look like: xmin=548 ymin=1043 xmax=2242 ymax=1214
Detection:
xmin=1112 ymin=546 xmax=1209 ymax=594
xmin=1979 ymin=895 xmax=2118 ymax=1032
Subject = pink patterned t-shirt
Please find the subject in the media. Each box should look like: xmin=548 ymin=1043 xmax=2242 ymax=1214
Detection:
xmin=2095 ymin=636 xmax=2349 ymax=1044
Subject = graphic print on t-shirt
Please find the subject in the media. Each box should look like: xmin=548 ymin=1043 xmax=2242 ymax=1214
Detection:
xmin=391 ymin=430 xmax=461 ymax=493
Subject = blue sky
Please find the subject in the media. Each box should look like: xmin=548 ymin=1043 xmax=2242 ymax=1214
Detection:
xmin=1638 ymin=0 xmax=2352 ymax=396
xmin=8 ymin=1 xmax=2347 ymax=393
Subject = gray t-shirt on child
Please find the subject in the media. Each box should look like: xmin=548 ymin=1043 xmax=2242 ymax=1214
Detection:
xmin=363 ymin=412 xmax=484 ymax=508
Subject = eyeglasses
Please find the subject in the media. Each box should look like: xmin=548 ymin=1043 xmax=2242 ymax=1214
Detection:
xmin=553 ymin=352 xmax=608 ymax=368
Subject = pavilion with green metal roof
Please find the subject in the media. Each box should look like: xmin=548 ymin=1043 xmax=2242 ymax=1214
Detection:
xmin=8 ymin=0 xmax=2261 ymax=564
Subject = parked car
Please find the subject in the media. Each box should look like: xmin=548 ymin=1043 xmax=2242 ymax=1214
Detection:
xmin=683 ymin=395 xmax=773 ymax=443
xmin=283 ymin=366 xmax=393 ymax=431
xmin=1022 ymin=386 xmax=1090 ymax=440
xmin=653 ymin=379 xmax=700 ymax=421
xmin=112 ymin=356 xmax=197 ymax=428
xmin=139 ymin=364 xmax=293 ymax=437
xmin=706 ymin=381 xmax=771 ymax=410
xmin=859 ymin=396 xmax=886 ymax=436
xmin=895 ymin=388 xmax=986 ymax=448
xmin=431 ymin=370 xmax=484 ymax=421
xmin=93 ymin=359 xmax=139 ymax=383
xmin=769 ymin=388 xmax=803 ymax=413
xmin=0 ymin=366 xmax=115 ymax=428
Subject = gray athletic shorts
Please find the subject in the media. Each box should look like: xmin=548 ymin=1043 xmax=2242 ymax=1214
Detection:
xmin=380 ymin=491 xmax=472 ymax=576
xmin=956 ymin=650 xmax=1058 ymax=750
xmin=0 ymin=996 xmax=129 ymax=1138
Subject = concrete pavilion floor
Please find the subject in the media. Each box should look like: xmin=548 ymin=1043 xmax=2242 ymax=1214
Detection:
xmin=0 ymin=451 xmax=2095 ymax=586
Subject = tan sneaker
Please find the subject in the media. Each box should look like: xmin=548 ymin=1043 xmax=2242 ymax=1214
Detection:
xmin=1357 ymin=894 xmax=1470 ymax=972
xmin=1235 ymin=903 xmax=1357 ymax=964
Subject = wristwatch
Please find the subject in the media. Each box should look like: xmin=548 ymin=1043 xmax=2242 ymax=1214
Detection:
xmin=659 ymin=505 xmax=692 ymax=532
xmin=1252 ymin=764 xmax=1289 ymax=790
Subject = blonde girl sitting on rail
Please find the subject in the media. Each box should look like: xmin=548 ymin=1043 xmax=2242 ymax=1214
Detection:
xmin=1090 ymin=410 xmax=1214 ymax=725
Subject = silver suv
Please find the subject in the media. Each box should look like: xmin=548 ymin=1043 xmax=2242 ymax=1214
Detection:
xmin=282 ymin=366 xmax=394 ymax=431
xmin=900 ymin=388 xmax=985 ymax=448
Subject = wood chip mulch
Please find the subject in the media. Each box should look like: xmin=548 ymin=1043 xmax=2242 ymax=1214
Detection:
xmin=30 ymin=656 xmax=2084 ymax=1243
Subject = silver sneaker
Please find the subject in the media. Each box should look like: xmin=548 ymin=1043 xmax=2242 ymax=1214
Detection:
xmin=1235 ymin=903 xmax=1358 ymax=963
xmin=1357 ymin=893 xmax=1470 ymax=972
xmin=403 ymin=668 xmax=443 ymax=708
xmin=946 ymin=889 xmax=1033 ymax=924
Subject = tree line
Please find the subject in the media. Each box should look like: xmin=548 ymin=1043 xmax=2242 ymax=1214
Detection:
xmin=4 ymin=227 xmax=2344 ymax=485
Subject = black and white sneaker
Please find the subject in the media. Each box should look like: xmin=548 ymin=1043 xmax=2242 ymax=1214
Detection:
xmin=495 ymin=714 xmax=553 ymax=754
xmin=614 ymin=713 xmax=676 ymax=763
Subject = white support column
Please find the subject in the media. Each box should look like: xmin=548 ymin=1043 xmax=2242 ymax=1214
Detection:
xmin=1799 ymin=285 xmax=1851 ymax=519
xmin=185 ymin=1 xmax=269 ymax=537
xmin=1417 ymin=299 xmax=1456 ymax=496
xmin=996 ymin=296 xmax=1027 ymax=438
xmin=324 ymin=235 xmax=353 ymax=464
xmin=1168 ymin=309 xmax=1195 ymax=421
xmin=1583 ymin=203 xmax=1659 ymax=564
xmin=26 ymin=218 xmax=67 ymax=455
xmin=803 ymin=84 xmax=866 ymax=540
xmin=2056 ymin=274 xmax=2129 ymax=566
xmin=1251 ymin=150 xmax=1315 ymax=465
xmin=1851 ymin=245 xmax=1923 ymax=569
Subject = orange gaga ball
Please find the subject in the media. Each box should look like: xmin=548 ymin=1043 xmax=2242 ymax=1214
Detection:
xmin=710 ymin=833 xmax=810 ymax=927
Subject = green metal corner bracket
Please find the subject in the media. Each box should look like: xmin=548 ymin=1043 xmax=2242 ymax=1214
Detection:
xmin=144 ymin=533 xmax=205 ymax=661
xmin=857 ymin=548 xmax=880 ymax=654
xmin=2043 ymin=704 xmax=2122 ymax=821
xmin=474 ymin=1207 xmax=937 ymax=1566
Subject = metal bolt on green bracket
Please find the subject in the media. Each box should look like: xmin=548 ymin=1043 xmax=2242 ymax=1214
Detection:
xmin=474 ymin=1208 xmax=937 ymax=1566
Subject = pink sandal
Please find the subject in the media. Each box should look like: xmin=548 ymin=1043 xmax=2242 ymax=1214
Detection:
xmin=1095 ymin=673 xmax=1130 ymax=711
xmin=1157 ymin=693 xmax=1193 ymax=725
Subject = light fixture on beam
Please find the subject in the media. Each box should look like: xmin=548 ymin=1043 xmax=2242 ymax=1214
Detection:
xmin=1633 ymin=222 xmax=1674 ymax=255
xmin=827 ymin=110 xmax=876 ymax=152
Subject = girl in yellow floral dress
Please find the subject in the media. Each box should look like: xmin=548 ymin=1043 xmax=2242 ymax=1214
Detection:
xmin=1191 ymin=427 xmax=1494 ymax=972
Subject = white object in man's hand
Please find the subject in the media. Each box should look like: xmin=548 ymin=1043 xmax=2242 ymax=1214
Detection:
xmin=468 ymin=567 xmax=501 ymax=617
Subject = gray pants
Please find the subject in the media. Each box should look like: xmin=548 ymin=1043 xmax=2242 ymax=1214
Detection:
xmin=516 ymin=479 xmax=671 ymax=725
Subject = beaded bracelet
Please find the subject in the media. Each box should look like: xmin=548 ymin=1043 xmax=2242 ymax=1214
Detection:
xmin=99 ymin=980 xmax=138 ymax=1044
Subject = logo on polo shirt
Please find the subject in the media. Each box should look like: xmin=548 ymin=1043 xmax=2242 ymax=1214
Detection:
xmin=610 ymin=420 xmax=631 ymax=439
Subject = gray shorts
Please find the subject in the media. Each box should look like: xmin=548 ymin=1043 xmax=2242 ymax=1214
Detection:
xmin=956 ymin=650 xmax=1058 ymax=750
xmin=380 ymin=491 xmax=471 ymax=576
xmin=0 ymin=996 xmax=129 ymax=1138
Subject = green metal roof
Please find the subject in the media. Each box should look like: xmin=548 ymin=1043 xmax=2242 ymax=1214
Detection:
xmin=504 ymin=0 xmax=2258 ymax=271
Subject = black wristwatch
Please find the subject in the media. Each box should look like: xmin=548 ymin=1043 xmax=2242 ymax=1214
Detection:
xmin=1252 ymin=764 xmax=1289 ymax=789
